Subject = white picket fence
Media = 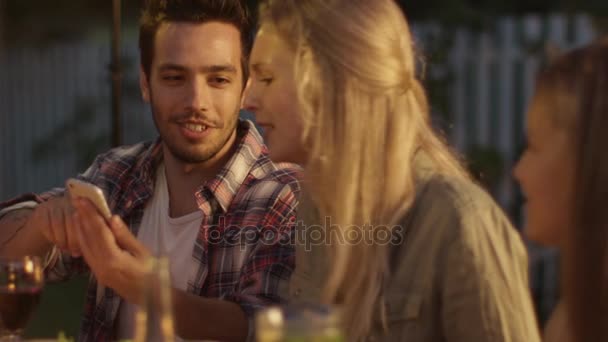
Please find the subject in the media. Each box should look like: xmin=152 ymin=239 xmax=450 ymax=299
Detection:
xmin=413 ymin=13 xmax=597 ymax=322
xmin=414 ymin=13 xmax=596 ymax=206
xmin=0 ymin=13 xmax=599 ymax=324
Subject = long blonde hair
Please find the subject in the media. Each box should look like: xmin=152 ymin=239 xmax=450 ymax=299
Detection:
xmin=260 ymin=0 xmax=468 ymax=339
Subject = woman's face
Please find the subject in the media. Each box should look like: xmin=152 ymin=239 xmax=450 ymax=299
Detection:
xmin=242 ymin=24 xmax=307 ymax=165
xmin=513 ymin=93 xmax=576 ymax=247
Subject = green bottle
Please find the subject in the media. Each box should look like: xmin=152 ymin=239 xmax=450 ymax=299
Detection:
xmin=256 ymin=304 xmax=344 ymax=342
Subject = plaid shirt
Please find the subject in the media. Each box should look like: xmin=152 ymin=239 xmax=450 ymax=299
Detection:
xmin=0 ymin=120 xmax=301 ymax=341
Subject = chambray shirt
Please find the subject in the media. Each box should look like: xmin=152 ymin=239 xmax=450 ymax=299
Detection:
xmin=287 ymin=154 xmax=541 ymax=341
xmin=0 ymin=120 xmax=301 ymax=341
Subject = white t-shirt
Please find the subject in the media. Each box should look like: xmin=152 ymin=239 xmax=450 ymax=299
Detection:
xmin=116 ymin=164 xmax=203 ymax=341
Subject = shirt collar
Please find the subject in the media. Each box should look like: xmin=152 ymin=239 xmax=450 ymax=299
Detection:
xmin=201 ymin=119 xmax=267 ymax=212
xmin=132 ymin=120 xmax=266 ymax=213
xmin=126 ymin=138 xmax=163 ymax=205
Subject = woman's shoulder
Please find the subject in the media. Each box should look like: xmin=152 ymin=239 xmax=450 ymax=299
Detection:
xmin=417 ymin=173 xmax=495 ymax=213
xmin=410 ymin=173 xmax=499 ymax=226
xmin=403 ymin=173 xmax=524 ymax=255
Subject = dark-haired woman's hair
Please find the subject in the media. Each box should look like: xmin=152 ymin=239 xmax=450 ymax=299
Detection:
xmin=535 ymin=37 xmax=608 ymax=341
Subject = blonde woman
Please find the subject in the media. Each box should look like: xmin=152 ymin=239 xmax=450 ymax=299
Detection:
xmin=243 ymin=0 xmax=541 ymax=340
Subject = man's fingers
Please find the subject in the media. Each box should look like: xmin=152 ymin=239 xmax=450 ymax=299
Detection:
xmin=53 ymin=204 xmax=70 ymax=250
xmin=74 ymin=199 xmax=118 ymax=255
xmin=65 ymin=210 xmax=81 ymax=257
xmin=74 ymin=212 xmax=94 ymax=265
xmin=35 ymin=204 xmax=53 ymax=242
xmin=73 ymin=201 xmax=128 ymax=287
xmin=110 ymin=216 xmax=148 ymax=258
xmin=83 ymin=200 xmax=112 ymax=239
xmin=44 ymin=207 xmax=63 ymax=248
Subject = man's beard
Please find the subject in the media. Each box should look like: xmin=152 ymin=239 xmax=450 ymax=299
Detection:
xmin=150 ymin=103 xmax=239 ymax=164
xmin=163 ymin=126 xmax=235 ymax=164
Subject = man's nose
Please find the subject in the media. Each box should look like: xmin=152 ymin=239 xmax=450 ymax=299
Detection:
xmin=186 ymin=78 xmax=211 ymax=112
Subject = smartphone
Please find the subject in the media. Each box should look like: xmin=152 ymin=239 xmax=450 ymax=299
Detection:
xmin=65 ymin=179 xmax=112 ymax=220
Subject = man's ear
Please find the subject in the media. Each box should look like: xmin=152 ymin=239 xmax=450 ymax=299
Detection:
xmin=139 ymin=65 xmax=151 ymax=103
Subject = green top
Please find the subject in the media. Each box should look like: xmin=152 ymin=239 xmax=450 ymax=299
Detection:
xmin=285 ymin=154 xmax=541 ymax=342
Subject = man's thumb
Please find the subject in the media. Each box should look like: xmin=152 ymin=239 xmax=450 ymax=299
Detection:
xmin=110 ymin=215 xmax=148 ymax=258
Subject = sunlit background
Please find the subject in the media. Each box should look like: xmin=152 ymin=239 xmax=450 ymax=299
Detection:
xmin=0 ymin=0 xmax=607 ymax=338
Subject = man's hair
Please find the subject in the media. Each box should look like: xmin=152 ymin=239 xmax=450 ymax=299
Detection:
xmin=139 ymin=0 xmax=251 ymax=81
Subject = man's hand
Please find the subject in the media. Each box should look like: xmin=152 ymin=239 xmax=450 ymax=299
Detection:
xmin=29 ymin=196 xmax=82 ymax=257
xmin=72 ymin=198 xmax=151 ymax=305
xmin=73 ymin=199 xmax=248 ymax=341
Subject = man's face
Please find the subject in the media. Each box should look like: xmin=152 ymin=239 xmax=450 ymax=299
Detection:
xmin=141 ymin=21 xmax=243 ymax=164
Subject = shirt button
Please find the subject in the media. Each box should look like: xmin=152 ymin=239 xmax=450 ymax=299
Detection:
xmin=293 ymin=288 xmax=302 ymax=298
xmin=125 ymin=200 xmax=132 ymax=209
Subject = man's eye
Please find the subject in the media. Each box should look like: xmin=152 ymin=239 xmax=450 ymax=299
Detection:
xmin=162 ymin=75 xmax=183 ymax=82
xmin=210 ymin=77 xmax=230 ymax=86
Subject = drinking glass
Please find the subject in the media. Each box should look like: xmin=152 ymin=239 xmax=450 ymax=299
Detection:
xmin=133 ymin=256 xmax=175 ymax=342
xmin=0 ymin=256 xmax=44 ymax=341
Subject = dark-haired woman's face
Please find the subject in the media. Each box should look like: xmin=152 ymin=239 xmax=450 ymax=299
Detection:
xmin=514 ymin=95 xmax=576 ymax=247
